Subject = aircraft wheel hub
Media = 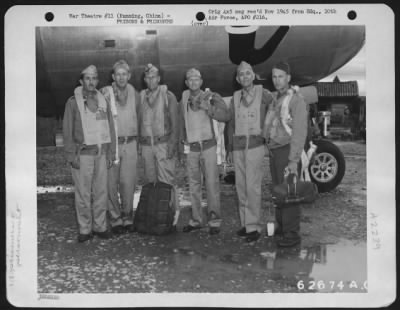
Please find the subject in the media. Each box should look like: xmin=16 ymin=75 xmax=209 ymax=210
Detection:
xmin=310 ymin=152 xmax=338 ymax=183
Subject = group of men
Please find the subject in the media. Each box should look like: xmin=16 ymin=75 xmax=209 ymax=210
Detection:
xmin=63 ymin=58 xmax=308 ymax=247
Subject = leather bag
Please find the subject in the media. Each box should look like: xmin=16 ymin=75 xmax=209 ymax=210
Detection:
xmin=272 ymin=173 xmax=318 ymax=205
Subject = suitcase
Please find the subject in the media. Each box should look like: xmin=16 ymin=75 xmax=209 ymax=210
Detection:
xmin=272 ymin=173 xmax=318 ymax=205
xmin=133 ymin=182 xmax=176 ymax=235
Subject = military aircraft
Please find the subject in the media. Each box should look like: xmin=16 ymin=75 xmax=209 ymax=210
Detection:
xmin=36 ymin=25 xmax=365 ymax=192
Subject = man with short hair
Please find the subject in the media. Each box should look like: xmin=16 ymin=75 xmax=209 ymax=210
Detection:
xmin=226 ymin=61 xmax=274 ymax=243
xmin=263 ymin=61 xmax=309 ymax=247
xmin=138 ymin=64 xmax=179 ymax=211
xmin=100 ymin=60 xmax=140 ymax=235
xmin=63 ymin=65 xmax=116 ymax=242
xmin=179 ymin=68 xmax=231 ymax=235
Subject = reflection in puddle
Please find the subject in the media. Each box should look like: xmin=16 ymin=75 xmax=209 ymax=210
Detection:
xmin=308 ymin=240 xmax=367 ymax=292
xmin=167 ymin=239 xmax=366 ymax=293
xmin=257 ymin=240 xmax=367 ymax=292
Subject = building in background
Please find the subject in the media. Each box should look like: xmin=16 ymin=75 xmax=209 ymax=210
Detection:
xmin=314 ymin=76 xmax=365 ymax=140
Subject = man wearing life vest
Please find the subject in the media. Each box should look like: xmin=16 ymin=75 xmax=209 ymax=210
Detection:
xmin=63 ymin=65 xmax=116 ymax=243
xmin=263 ymin=61 xmax=309 ymax=247
xmin=139 ymin=64 xmax=179 ymax=211
xmin=179 ymin=68 xmax=231 ymax=235
xmin=226 ymin=61 xmax=274 ymax=243
xmin=100 ymin=60 xmax=140 ymax=235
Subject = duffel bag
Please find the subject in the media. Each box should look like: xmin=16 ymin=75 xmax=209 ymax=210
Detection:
xmin=272 ymin=173 xmax=318 ymax=205
xmin=133 ymin=182 xmax=176 ymax=235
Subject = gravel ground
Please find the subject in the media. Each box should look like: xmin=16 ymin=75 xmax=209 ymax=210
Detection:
xmin=37 ymin=140 xmax=366 ymax=293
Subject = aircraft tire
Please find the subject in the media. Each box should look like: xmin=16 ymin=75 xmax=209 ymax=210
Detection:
xmin=308 ymin=139 xmax=346 ymax=193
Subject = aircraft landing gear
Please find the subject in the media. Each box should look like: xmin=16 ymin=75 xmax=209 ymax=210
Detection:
xmin=309 ymin=139 xmax=346 ymax=193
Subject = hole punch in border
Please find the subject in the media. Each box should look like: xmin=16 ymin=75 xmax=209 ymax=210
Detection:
xmin=45 ymin=12 xmax=54 ymax=22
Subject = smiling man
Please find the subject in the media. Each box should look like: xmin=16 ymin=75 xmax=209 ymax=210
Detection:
xmin=100 ymin=60 xmax=140 ymax=235
xmin=179 ymin=68 xmax=231 ymax=235
xmin=226 ymin=61 xmax=274 ymax=243
xmin=63 ymin=65 xmax=116 ymax=242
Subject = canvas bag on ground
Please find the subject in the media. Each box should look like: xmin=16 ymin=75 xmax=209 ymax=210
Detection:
xmin=133 ymin=182 xmax=176 ymax=235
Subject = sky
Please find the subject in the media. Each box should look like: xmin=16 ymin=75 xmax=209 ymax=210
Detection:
xmin=319 ymin=45 xmax=366 ymax=96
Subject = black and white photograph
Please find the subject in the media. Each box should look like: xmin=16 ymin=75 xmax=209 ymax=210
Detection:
xmin=5 ymin=4 xmax=395 ymax=308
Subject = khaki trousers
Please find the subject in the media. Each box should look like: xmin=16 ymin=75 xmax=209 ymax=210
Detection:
xmin=233 ymin=145 xmax=265 ymax=233
xmin=187 ymin=145 xmax=221 ymax=228
xmin=141 ymin=142 xmax=178 ymax=209
xmin=269 ymin=144 xmax=301 ymax=237
xmin=71 ymin=154 xmax=108 ymax=234
xmin=107 ymin=140 xmax=138 ymax=227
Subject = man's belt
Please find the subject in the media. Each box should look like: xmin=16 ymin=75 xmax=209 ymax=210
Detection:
xmin=79 ymin=143 xmax=108 ymax=155
xmin=140 ymin=135 xmax=170 ymax=146
xmin=233 ymin=135 xmax=265 ymax=151
xmin=118 ymin=136 xmax=136 ymax=144
xmin=188 ymin=138 xmax=216 ymax=152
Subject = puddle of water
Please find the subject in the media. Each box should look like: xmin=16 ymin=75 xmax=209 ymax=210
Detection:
xmin=37 ymin=185 xmax=74 ymax=194
xmin=37 ymin=185 xmax=143 ymax=209
xmin=37 ymin=185 xmax=208 ymax=209
xmin=308 ymin=239 xmax=367 ymax=292
xmin=164 ymin=239 xmax=366 ymax=293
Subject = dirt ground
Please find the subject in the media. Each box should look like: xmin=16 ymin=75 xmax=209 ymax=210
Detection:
xmin=37 ymin=140 xmax=367 ymax=293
